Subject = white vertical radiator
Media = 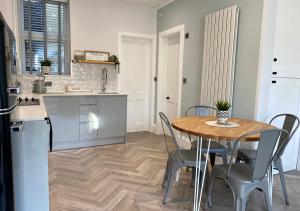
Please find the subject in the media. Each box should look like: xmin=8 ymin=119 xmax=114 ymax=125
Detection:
xmin=200 ymin=5 xmax=239 ymax=109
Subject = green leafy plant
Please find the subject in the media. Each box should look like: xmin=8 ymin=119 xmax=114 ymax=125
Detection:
xmin=40 ymin=59 xmax=52 ymax=66
xmin=216 ymin=100 xmax=231 ymax=111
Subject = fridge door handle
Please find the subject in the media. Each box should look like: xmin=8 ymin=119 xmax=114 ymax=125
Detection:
xmin=0 ymin=103 xmax=18 ymax=115
xmin=10 ymin=121 xmax=23 ymax=133
xmin=45 ymin=117 xmax=53 ymax=152
xmin=0 ymin=96 xmax=18 ymax=115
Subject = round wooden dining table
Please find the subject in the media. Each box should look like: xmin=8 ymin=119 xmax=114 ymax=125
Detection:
xmin=171 ymin=116 xmax=275 ymax=211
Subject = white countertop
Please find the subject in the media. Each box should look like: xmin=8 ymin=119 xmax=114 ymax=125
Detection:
xmin=10 ymin=92 xmax=127 ymax=122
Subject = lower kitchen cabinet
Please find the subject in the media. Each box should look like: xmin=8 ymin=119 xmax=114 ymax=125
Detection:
xmin=44 ymin=97 xmax=80 ymax=144
xmin=98 ymin=96 xmax=127 ymax=138
xmin=44 ymin=95 xmax=127 ymax=150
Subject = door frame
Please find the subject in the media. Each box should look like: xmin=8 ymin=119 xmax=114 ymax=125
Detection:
xmin=118 ymin=32 xmax=157 ymax=133
xmin=156 ymin=25 xmax=185 ymax=134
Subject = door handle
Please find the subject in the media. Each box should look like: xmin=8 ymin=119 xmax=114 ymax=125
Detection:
xmin=166 ymin=96 xmax=170 ymax=100
xmin=10 ymin=121 xmax=23 ymax=133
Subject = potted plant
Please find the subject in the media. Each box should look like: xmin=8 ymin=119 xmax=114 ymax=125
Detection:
xmin=216 ymin=100 xmax=231 ymax=124
xmin=40 ymin=59 xmax=51 ymax=75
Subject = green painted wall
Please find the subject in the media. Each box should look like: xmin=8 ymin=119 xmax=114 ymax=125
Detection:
xmin=157 ymin=0 xmax=264 ymax=119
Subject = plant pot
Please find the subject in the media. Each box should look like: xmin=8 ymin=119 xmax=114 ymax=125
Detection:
xmin=217 ymin=110 xmax=229 ymax=125
xmin=41 ymin=66 xmax=51 ymax=75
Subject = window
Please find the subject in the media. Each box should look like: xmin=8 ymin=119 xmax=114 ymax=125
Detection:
xmin=19 ymin=0 xmax=70 ymax=74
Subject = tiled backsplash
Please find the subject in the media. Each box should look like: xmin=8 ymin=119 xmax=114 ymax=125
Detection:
xmin=12 ymin=64 xmax=119 ymax=94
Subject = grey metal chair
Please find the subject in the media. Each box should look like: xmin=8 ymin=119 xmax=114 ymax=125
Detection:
xmin=159 ymin=112 xmax=207 ymax=204
xmin=236 ymin=114 xmax=300 ymax=205
xmin=186 ymin=106 xmax=228 ymax=166
xmin=206 ymin=128 xmax=289 ymax=211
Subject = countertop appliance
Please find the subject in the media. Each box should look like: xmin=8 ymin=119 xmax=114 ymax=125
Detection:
xmin=0 ymin=13 xmax=17 ymax=211
xmin=32 ymin=79 xmax=46 ymax=94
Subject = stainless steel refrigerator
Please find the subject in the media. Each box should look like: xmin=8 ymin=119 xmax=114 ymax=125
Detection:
xmin=0 ymin=13 xmax=18 ymax=211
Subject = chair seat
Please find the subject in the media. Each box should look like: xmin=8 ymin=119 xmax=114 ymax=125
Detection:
xmin=238 ymin=149 xmax=256 ymax=161
xmin=191 ymin=139 xmax=227 ymax=151
xmin=212 ymin=163 xmax=254 ymax=182
xmin=170 ymin=149 xmax=206 ymax=162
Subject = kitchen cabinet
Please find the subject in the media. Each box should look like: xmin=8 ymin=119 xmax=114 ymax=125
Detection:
xmin=44 ymin=95 xmax=127 ymax=150
xmin=44 ymin=97 xmax=80 ymax=144
xmin=98 ymin=96 xmax=127 ymax=138
xmin=268 ymin=78 xmax=300 ymax=172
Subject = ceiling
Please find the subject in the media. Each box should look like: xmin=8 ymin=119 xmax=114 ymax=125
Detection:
xmin=114 ymin=0 xmax=174 ymax=9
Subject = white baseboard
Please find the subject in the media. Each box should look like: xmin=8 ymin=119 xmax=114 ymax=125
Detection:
xmin=152 ymin=123 xmax=163 ymax=135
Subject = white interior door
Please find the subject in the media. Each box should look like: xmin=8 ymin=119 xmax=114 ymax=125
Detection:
xmin=165 ymin=34 xmax=180 ymax=120
xmin=268 ymin=78 xmax=300 ymax=172
xmin=120 ymin=36 xmax=151 ymax=133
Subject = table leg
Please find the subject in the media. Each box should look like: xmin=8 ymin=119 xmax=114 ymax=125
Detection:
xmin=198 ymin=138 xmax=211 ymax=210
xmin=194 ymin=137 xmax=202 ymax=211
xmin=194 ymin=137 xmax=211 ymax=211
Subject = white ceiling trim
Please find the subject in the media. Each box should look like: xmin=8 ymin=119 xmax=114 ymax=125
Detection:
xmin=156 ymin=0 xmax=175 ymax=10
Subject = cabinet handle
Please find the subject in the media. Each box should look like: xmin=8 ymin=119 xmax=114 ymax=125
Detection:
xmin=272 ymin=80 xmax=277 ymax=84
xmin=166 ymin=96 xmax=170 ymax=100
xmin=273 ymin=58 xmax=278 ymax=62
xmin=272 ymin=72 xmax=277 ymax=75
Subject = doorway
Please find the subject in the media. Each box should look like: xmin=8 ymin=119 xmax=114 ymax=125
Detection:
xmin=119 ymin=33 xmax=156 ymax=133
xmin=156 ymin=25 xmax=185 ymax=134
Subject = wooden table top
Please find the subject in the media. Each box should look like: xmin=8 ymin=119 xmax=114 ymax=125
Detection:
xmin=171 ymin=116 xmax=275 ymax=141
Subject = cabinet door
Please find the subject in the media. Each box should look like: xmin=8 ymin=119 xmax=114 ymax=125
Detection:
xmin=98 ymin=96 xmax=127 ymax=138
xmin=44 ymin=97 xmax=80 ymax=142
xmin=272 ymin=0 xmax=300 ymax=78
xmin=80 ymin=105 xmax=98 ymax=122
xmin=268 ymin=78 xmax=300 ymax=171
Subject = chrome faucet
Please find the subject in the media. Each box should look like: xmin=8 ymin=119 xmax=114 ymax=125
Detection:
xmin=101 ymin=68 xmax=108 ymax=92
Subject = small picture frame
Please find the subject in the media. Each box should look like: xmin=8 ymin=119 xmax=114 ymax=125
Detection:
xmin=84 ymin=51 xmax=110 ymax=62
xmin=74 ymin=50 xmax=84 ymax=61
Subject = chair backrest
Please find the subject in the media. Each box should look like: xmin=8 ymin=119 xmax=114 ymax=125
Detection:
xmin=229 ymin=129 xmax=289 ymax=181
xmin=269 ymin=114 xmax=300 ymax=158
xmin=159 ymin=112 xmax=184 ymax=161
xmin=185 ymin=105 xmax=217 ymax=117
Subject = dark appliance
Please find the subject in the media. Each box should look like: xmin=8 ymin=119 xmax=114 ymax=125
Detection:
xmin=0 ymin=12 xmax=18 ymax=211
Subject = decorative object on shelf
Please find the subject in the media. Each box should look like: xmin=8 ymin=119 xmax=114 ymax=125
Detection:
xmin=215 ymin=100 xmax=231 ymax=125
xmin=40 ymin=59 xmax=51 ymax=75
xmin=84 ymin=50 xmax=110 ymax=62
xmin=72 ymin=60 xmax=115 ymax=64
xmin=108 ymin=55 xmax=120 ymax=72
xmin=74 ymin=50 xmax=84 ymax=61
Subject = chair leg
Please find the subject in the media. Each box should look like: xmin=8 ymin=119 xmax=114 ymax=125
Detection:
xmin=261 ymin=181 xmax=273 ymax=211
xmin=234 ymin=196 xmax=247 ymax=211
xmin=192 ymin=167 xmax=195 ymax=187
xmin=162 ymin=159 xmax=170 ymax=188
xmin=220 ymin=151 xmax=228 ymax=165
xmin=206 ymin=174 xmax=217 ymax=208
xmin=209 ymin=153 xmax=216 ymax=166
xmin=191 ymin=167 xmax=204 ymax=187
xmin=163 ymin=166 xmax=177 ymax=204
xmin=275 ymin=159 xmax=289 ymax=205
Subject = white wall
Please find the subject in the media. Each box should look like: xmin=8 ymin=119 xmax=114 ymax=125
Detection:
xmin=11 ymin=0 xmax=156 ymax=93
xmin=0 ymin=0 xmax=16 ymax=33
xmin=70 ymin=0 xmax=156 ymax=57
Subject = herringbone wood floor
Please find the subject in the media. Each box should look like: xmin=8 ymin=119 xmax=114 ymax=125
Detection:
xmin=49 ymin=132 xmax=300 ymax=211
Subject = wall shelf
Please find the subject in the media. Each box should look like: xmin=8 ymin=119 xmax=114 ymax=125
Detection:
xmin=72 ymin=60 xmax=116 ymax=65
